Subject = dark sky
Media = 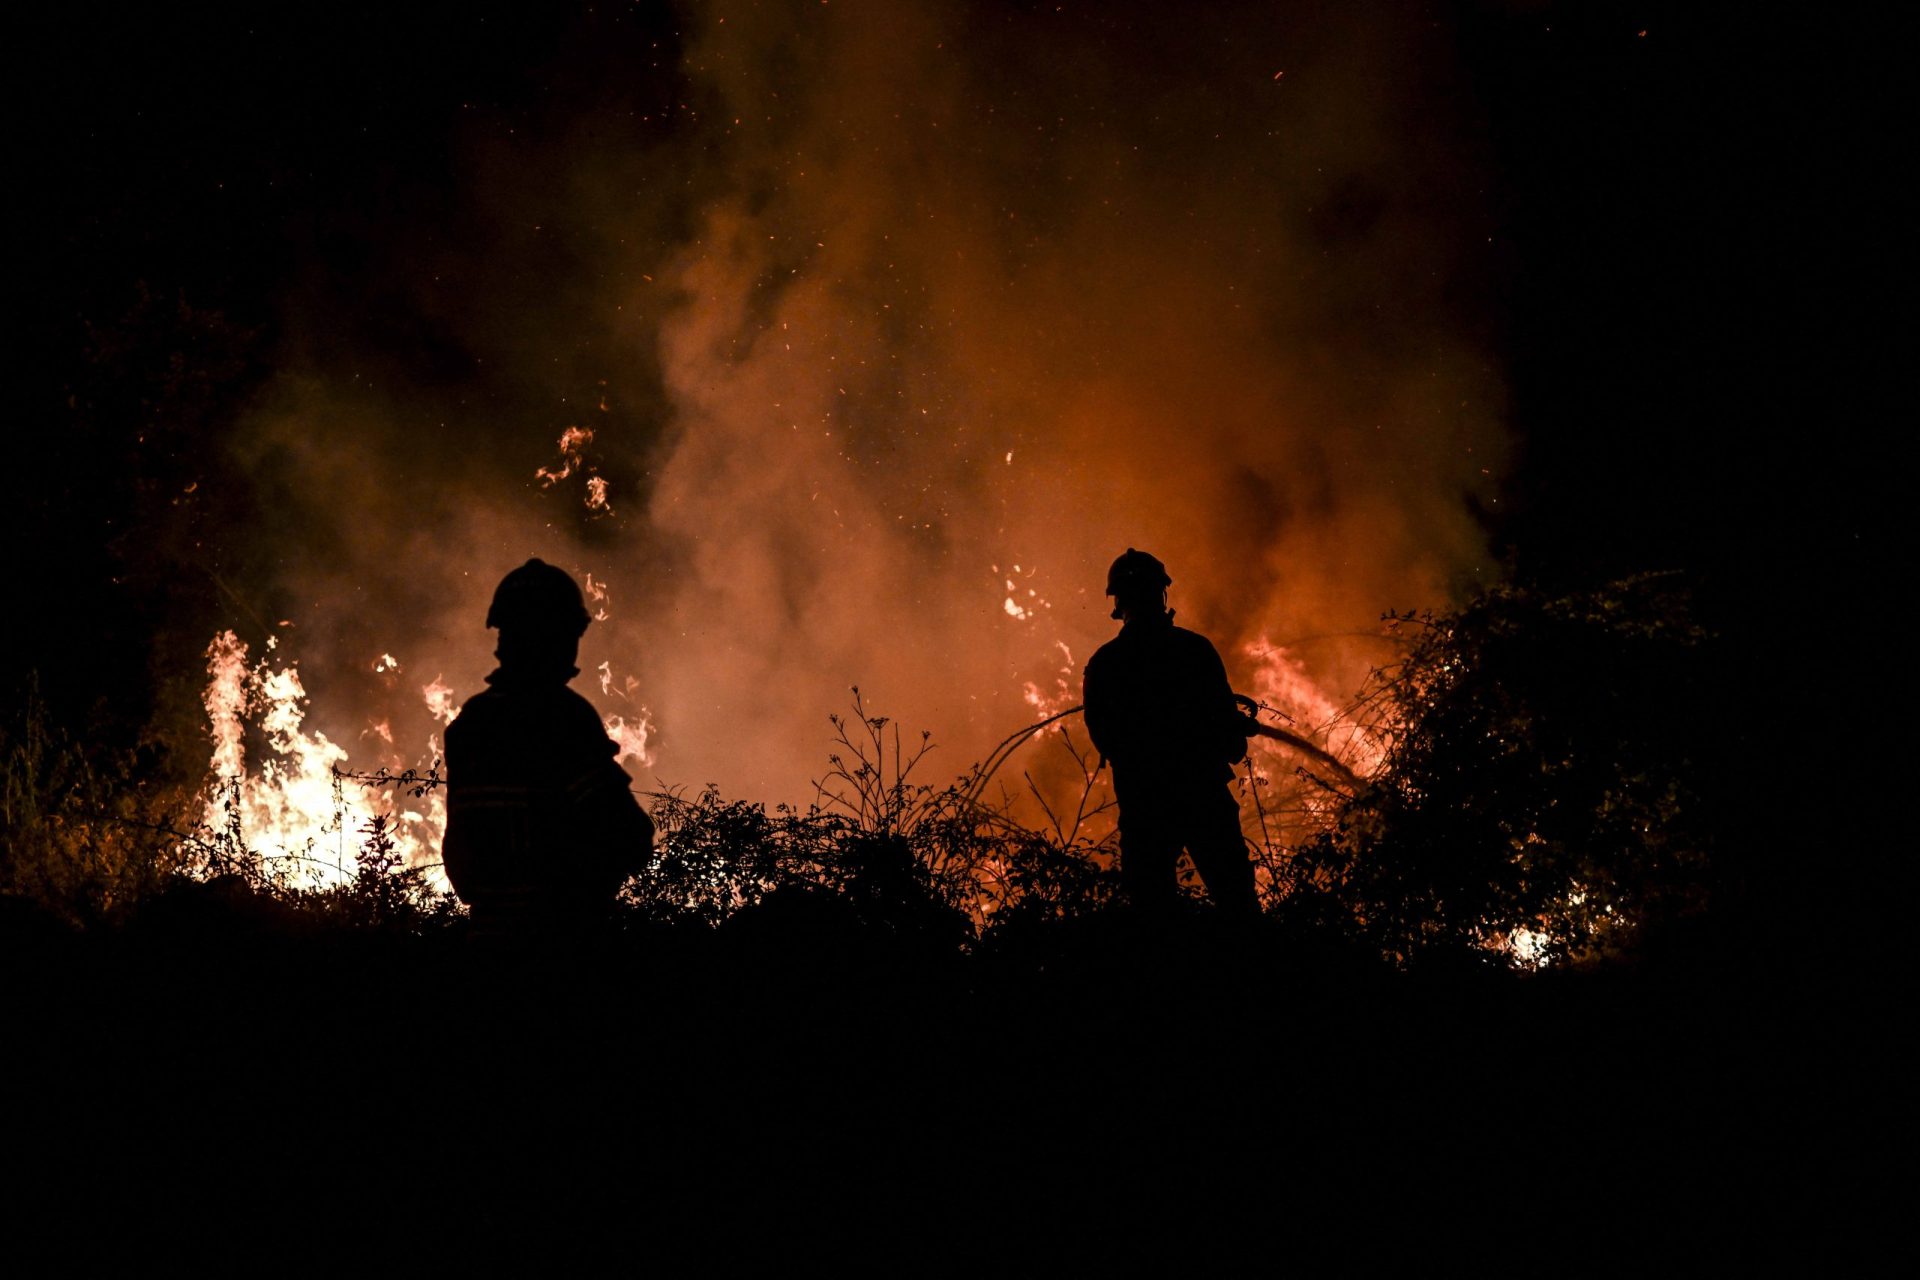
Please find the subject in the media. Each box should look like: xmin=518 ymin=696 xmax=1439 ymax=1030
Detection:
xmin=14 ymin=1 xmax=1877 ymax=755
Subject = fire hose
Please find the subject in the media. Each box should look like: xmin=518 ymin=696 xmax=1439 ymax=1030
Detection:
xmin=1231 ymin=694 xmax=1362 ymax=790
xmin=962 ymin=694 xmax=1361 ymax=807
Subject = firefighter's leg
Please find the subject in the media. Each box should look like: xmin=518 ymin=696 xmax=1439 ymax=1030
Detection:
xmin=1118 ymin=804 xmax=1181 ymax=911
xmin=1187 ymin=786 xmax=1257 ymax=914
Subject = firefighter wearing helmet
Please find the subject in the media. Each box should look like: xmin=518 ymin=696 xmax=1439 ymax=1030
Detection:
xmin=441 ymin=558 xmax=654 ymax=940
xmin=1082 ymin=549 xmax=1257 ymax=913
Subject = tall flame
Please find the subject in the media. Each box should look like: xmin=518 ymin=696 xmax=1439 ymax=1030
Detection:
xmin=199 ymin=630 xmax=402 ymax=887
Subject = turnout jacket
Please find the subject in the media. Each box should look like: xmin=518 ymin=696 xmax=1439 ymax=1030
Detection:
xmin=1083 ymin=616 xmax=1248 ymax=792
xmin=441 ymin=668 xmax=653 ymax=929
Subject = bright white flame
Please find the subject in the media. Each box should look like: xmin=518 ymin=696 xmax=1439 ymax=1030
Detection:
xmin=205 ymin=630 xmax=249 ymax=782
xmin=1505 ymin=927 xmax=1553 ymax=969
xmin=196 ymin=631 xmax=448 ymax=891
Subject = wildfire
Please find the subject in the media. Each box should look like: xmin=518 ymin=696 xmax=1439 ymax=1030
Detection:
xmin=187 ymin=583 xmax=1581 ymax=961
xmin=1241 ymin=637 xmax=1387 ymax=780
xmin=198 ymin=630 xmax=448 ymax=889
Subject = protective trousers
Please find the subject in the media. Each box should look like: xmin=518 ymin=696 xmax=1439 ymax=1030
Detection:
xmin=1116 ymin=778 xmax=1257 ymax=913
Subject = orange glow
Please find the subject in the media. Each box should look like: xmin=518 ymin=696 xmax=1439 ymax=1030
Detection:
xmin=179 ymin=1 xmax=1503 ymax=885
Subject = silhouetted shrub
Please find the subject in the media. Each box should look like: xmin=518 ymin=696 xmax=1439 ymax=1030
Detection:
xmin=1 ymin=679 xmax=193 ymax=924
xmin=1278 ymin=573 xmax=1715 ymax=966
xmin=625 ymin=695 xmax=1113 ymax=946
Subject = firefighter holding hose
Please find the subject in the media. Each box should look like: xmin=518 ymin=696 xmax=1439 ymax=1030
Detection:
xmin=441 ymin=558 xmax=654 ymax=940
xmin=1083 ymin=549 xmax=1257 ymax=914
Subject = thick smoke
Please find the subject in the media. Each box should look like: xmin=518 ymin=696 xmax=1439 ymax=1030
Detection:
xmin=224 ymin=0 xmax=1504 ymax=808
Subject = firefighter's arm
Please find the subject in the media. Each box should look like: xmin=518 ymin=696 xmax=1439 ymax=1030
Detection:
xmin=1081 ymin=654 xmax=1116 ymax=765
xmin=1201 ymin=637 xmax=1254 ymax=765
xmin=564 ymin=756 xmax=655 ymax=880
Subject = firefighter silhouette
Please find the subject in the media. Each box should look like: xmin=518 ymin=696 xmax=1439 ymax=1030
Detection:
xmin=1083 ymin=549 xmax=1257 ymax=913
xmin=441 ymin=559 xmax=654 ymax=938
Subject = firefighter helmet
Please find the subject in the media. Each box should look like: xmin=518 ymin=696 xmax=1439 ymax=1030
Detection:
xmin=485 ymin=558 xmax=591 ymax=636
xmin=1105 ymin=548 xmax=1171 ymax=598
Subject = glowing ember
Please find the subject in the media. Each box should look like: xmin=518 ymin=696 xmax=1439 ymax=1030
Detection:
xmin=585 ymin=573 xmax=612 ymax=622
xmin=536 ymin=425 xmax=613 ymax=515
xmin=422 ymin=677 xmax=460 ymax=727
xmin=536 ymin=425 xmax=594 ymax=486
xmin=1021 ymin=641 xmax=1079 ymax=724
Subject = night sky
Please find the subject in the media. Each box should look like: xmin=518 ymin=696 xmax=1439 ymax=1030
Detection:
xmin=14 ymin=1 xmax=1876 ymax=812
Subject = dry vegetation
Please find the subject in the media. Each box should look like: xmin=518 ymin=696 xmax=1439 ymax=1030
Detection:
xmin=3 ymin=575 xmax=1718 ymax=972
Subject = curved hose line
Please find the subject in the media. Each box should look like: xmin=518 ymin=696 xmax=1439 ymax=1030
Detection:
xmin=965 ymin=697 xmax=1362 ymax=805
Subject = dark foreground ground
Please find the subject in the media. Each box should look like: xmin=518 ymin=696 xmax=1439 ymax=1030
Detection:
xmin=0 ymin=896 xmax=1877 ymax=1266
